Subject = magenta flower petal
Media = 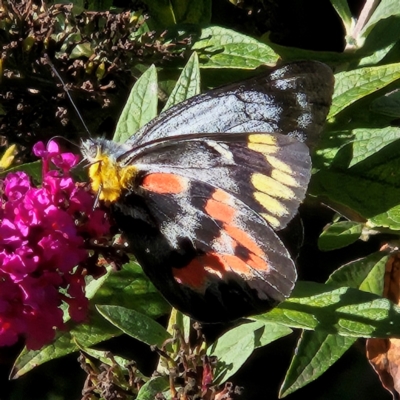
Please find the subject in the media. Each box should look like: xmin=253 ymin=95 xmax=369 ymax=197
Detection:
xmin=52 ymin=152 xmax=81 ymax=172
xmin=47 ymin=140 xmax=60 ymax=155
xmin=86 ymin=209 xmax=111 ymax=236
xmin=0 ymin=274 xmax=25 ymax=347
xmin=32 ymin=141 xmax=47 ymax=157
xmin=0 ymin=140 xmax=111 ymax=349
xmin=0 ymin=250 xmax=38 ymax=281
xmin=4 ymin=172 xmax=32 ymax=201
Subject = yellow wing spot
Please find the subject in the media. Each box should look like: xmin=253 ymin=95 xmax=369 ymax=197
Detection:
xmin=248 ymin=134 xmax=277 ymax=145
xmin=265 ymin=155 xmax=293 ymax=175
xmin=254 ymin=192 xmax=288 ymax=217
xmin=248 ymin=142 xmax=280 ymax=154
xmin=251 ymin=173 xmax=295 ymax=200
xmin=260 ymin=213 xmax=280 ymax=229
xmin=271 ymin=169 xmax=300 ymax=188
xmin=88 ymin=152 xmax=138 ymax=203
xmin=248 ymin=134 xmax=279 ymax=154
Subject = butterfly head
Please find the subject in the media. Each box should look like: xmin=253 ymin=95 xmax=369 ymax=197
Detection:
xmin=81 ymin=138 xmax=138 ymax=203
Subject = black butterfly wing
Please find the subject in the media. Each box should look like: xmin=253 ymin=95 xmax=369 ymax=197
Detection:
xmin=124 ymin=132 xmax=311 ymax=231
xmin=111 ymin=132 xmax=311 ymax=322
xmin=97 ymin=60 xmax=335 ymax=322
xmin=127 ymin=61 xmax=334 ymax=149
xmin=112 ymin=171 xmax=296 ymax=322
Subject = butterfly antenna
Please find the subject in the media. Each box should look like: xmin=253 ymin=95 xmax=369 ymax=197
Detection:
xmin=44 ymin=54 xmax=91 ymax=137
xmin=50 ymin=135 xmax=79 ymax=149
xmin=93 ymin=183 xmax=102 ymax=209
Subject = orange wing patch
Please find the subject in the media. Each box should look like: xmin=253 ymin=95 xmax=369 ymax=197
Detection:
xmin=173 ymin=187 xmax=270 ymax=293
xmin=224 ymin=225 xmax=265 ymax=258
xmin=142 ymin=173 xmax=189 ymax=194
xmin=173 ymin=250 xmax=270 ymax=293
xmin=205 ymin=189 xmax=236 ymax=225
xmin=173 ymin=253 xmax=226 ymax=288
xmin=206 ymin=188 xmax=265 ymax=258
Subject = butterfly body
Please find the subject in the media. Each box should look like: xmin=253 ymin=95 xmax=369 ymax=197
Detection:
xmin=82 ymin=61 xmax=334 ymax=322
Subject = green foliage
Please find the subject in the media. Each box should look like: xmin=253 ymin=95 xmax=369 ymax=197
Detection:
xmin=97 ymin=305 xmax=172 ymax=347
xmin=192 ymin=26 xmax=280 ymax=68
xmin=6 ymin=0 xmax=400 ymax=398
xmin=162 ymin=52 xmax=201 ymax=111
xmin=0 ymin=161 xmax=42 ymax=183
xmin=207 ymin=321 xmax=292 ymax=384
xmin=137 ymin=376 xmax=170 ymax=400
xmin=279 ymin=251 xmax=387 ymax=396
xmin=318 ymin=221 xmax=363 ymax=250
xmin=140 ymin=0 xmax=211 ymax=29
xmin=114 ymin=66 xmax=159 ymax=143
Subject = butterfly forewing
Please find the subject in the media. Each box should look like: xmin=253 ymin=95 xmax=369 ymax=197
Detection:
xmin=127 ymin=61 xmax=334 ymax=149
xmin=125 ymin=132 xmax=311 ymax=231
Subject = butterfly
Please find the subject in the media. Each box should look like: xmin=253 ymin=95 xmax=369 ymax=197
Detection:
xmin=81 ymin=61 xmax=334 ymax=323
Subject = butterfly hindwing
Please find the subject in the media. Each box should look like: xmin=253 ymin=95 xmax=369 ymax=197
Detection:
xmin=113 ymin=171 xmax=296 ymax=322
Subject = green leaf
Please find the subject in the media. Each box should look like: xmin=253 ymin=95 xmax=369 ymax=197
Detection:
xmin=171 ymin=0 xmax=211 ymax=25
xmin=97 ymin=305 xmax=171 ymax=347
xmin=280 ymin=252 xmax=388 ymax=396
xmin=370 ymin=89 xmax=400 ymax=117
xmin=311 ymin=163 xmax=400 ymax=230
xmin=192 ymin=26 xmax=279 ymax=68
xmin=130 ymin=14 xmax=150 ymax=39
xmin=113 ymin=65 xmax=158 ymax=143
xmin=70 ymin=42 xmax=93 ymax=59
xmin=312 ymin=124 xmax=400 ymax=230
xmin=361 ymin=0 xmax=400 ymax=38
xmin=0 ymin=160 xmax=42 ymax=183
xmin=137 ymin=376 xmax=170 ymax=400
xmin=84 ymin=267 xmax=112 ymax=301
xmin=58 ymin=32 xmax=82 ymax=54
xmin=162 ymin=52 xmax=200 ymax=111
xmin=253 ymin=321 xmax=293 ymax=349
xmin=370 ymin=206 xmax=400 ymax=230
xmin=208 ymin=322 xmax=256 ymax=384
xmin=208 ymin=321 xmax=291 ymax=384
xmin=89 ymin=262 xmax=170 ymax=319
xmin=318 ymin=221 xmax=363 ymax=251
xmin=347 ymin=127 xmax=400 ymax=167
xmin=141 ymin=0 xmax=211 ymax=28
xmin=259 ymin=281 xmax=400 ymax=337
xmin=280 ymin=331 xmax=356 ymax=397
xmin=328 ymin=63 xmax=400 ymax=118
xmin=263 ymin=40 xmax=353 ymax=65
xmin=330 ymin=0 xmax=353 ymax=36
xmin=357 ymin=16 xmax=400 ymax=66
xmin=327 ymin=251 xmax=388 ymax=295
xmin=76 ymin=345 xmax=134 ymax=373
xmin=138 ymin=0 xmax=176 ymax=28
xmin=166 ymin=308 xmax=191 ymax=344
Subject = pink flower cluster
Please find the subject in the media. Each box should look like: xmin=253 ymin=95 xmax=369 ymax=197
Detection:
xmin=0 ymin=141 xmax=109 ymax=350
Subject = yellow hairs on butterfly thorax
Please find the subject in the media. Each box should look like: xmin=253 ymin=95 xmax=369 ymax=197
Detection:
xmin=88 ymin=150 xmax=138 ymax=203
